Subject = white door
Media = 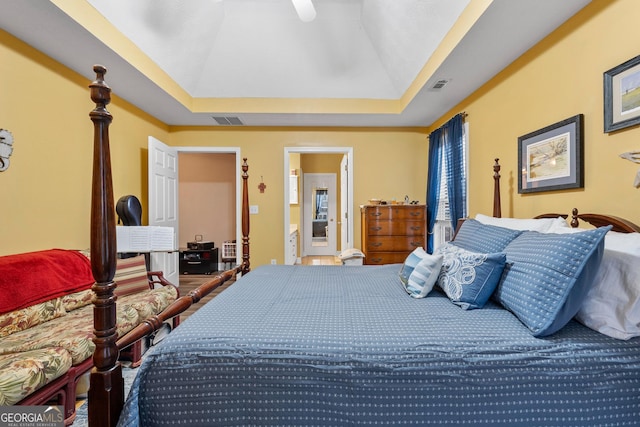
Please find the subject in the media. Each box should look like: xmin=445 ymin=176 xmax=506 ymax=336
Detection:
xmin=303 ymin=173 xmax=337 ymax=256
xmin=340 ymin=154 xmax=349 ymax=250
xmin=148 ymin=136 xmax=179 ymax=285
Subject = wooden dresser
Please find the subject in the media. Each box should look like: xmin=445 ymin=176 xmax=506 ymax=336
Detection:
xmin=360 ymin=204 xmax=426 ymax=265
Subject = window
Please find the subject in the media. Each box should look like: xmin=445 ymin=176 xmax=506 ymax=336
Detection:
xmin=429 ymin=119 xmax=468 ymax=252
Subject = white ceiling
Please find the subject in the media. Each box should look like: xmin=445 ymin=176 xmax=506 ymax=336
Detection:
xmin=0 ymin=0 xmax=591 ymax=127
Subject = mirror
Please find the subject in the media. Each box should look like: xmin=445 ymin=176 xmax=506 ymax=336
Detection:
xmin=312 ymin=187 xmax=328 ymax=245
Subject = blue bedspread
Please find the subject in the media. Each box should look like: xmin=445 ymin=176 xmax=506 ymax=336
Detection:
xmin=118 ymin=264 xmax=640 ymax=426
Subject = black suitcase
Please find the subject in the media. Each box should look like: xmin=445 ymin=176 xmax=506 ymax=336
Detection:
xmin=116 ymin=195 xmax=142 ymax=226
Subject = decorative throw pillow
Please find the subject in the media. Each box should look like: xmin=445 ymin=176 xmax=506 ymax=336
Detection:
xmin=0 ymin=297 xmax=67 ymax=338
xmin=114 ymin=255 xmax=150 ymax=297
xmin=403 ymin=254 xmax=444 ymax=298
xmin=436 ymin=243 xmax=506 ymax=310
xmin=399 ymin=247 xmax=429 ymax=285
xmin=494 ymin=226 xmax=611 ymax=337
xmin=452 ymin=219 xmax=523 ymax=253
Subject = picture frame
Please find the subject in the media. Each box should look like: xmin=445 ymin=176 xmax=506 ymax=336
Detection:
xmin=518 ymin=114 xmax=584 ymax=194
xmin=604 ymin=54 xmax=640 ymax=132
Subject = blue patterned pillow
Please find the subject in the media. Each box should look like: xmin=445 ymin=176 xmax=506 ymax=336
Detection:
xmin=494 ymin=226 xmax=611 ymax=336
xmin=453 ymin=219 xmax=523 ymax=253
xmin=436 ymin=243 xmax=506 ymax=309
xmin=404 ymin=254 xmax=443 ymax=298
xmin=399 ymin=247 xmax=429 ymax=285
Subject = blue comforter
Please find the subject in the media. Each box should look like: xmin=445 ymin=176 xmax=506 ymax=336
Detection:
xmin=118 ymin=264 xmax=640 ymax=426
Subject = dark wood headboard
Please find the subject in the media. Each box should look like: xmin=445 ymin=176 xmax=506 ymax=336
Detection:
xmin=535 ymin=208 xmax=640 ymax=233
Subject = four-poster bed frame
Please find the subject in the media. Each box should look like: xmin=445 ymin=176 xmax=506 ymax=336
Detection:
xmin=84 ymin=67 xmax=640 ymax=426
xmin=87 ymin=65 xmax=250 ymax=426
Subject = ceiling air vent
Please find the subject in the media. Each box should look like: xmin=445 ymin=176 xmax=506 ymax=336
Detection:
xmin=430 ymin=79 xmax=450 ymax=90
xmin=212 ymin=116 xmax=244 ymax=125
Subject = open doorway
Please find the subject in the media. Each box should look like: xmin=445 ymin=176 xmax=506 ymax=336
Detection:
xmin=284 ymin=147 xmax=354 ymax=264
xmin=149 ymin=142 xmax=243 ymax=280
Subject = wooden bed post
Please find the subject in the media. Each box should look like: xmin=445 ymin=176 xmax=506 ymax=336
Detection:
xmin=493 ymin=158 xmax=502 ymax=218
xmin=87 ymin=65 xmax=124 ymax=427
xmin=241 ymin=158 xmax=251 ymax=275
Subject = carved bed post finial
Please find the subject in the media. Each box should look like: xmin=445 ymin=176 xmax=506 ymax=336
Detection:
xmin=241 ymin=158 xmax=251 ymax=275
xmin=88 ymin=65 xmax=124 ymax=427
xmin=571 ymin=208 xmax=580 ymax=228
xmin=493 ymin=158 xmax=502 ymax=218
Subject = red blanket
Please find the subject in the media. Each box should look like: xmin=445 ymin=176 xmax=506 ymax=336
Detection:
xmin=0 ymin=249 xmax=95 ymax=314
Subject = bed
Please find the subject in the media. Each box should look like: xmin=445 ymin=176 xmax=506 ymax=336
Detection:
xmin=86 ymin=68 xmax=640 ymax=426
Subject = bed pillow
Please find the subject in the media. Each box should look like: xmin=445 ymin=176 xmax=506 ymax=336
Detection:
xmin=494 ymin=226 xmax=611 ymax=337
xmin=114 ymin=255 xmax=150 ymax=297
xmin=399 ymin=247 xmax=429 ymax=285
xmin=452 ymin=219 xmax=523 ymax=253
xmin=435 ymin=243 xmax=506 ymax=310
xmin=475 ymin=213 xmax=567 ymax=233
xmin=604 ymin=231 xmax=640 ymax=255
xmin=575 ymin=249 xmax=640 ymax=340
xmin=403 ymin=254 xmax=443 ymax=298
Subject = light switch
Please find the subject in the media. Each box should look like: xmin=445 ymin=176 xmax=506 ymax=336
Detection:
xmin=249 ymin=205 xmax=259 ymax=214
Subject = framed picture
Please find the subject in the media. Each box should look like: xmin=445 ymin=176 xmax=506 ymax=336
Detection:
xmin=518 ymin=114 xmax=584 ymax=194
xmin=604 ymin=54 xmax=640 ymax=132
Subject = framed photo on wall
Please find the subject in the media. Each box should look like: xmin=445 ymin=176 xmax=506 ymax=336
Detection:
xmin=604 ymin=54 xmax=640 ymax=132
xmin=518 ymin=114 xmax=584 ymax=194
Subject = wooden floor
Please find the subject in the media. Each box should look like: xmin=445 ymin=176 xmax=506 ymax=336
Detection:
xmin=178 ymin=273 xmax=235 ymax=320
xmin=299 ymin=255 xmax=342 ymax=265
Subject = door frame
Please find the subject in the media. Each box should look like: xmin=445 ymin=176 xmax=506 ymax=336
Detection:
xmin=155 ymin=146 xmax=243 ymax=268
xmin=284 ymin=147 xmax=354 ymax=260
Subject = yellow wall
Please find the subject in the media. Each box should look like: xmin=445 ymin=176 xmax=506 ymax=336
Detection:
xmin=0 ymin=30 xmax=169 ymax=256
xmin=167 ymin=128 xmax=427 ymax=267
xmin=0 ymin=30 xmax=427 ymax=263
xmin=430 ymin=0 xmax=640 ymax=225
xmin=3 ymin=0 xmax=638 ymax=263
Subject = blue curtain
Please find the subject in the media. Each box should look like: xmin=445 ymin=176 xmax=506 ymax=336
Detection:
xmin=426 ymin=114 xmax=466 ymax=253
xmin=426 ymin=128 xmax=442 ymax=254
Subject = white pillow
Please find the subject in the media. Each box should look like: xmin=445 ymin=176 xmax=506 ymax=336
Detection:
xmin=604 ymin=231 xmax=640 ymax=256
xmin=576 ymin=249 xmax=640 ymax=340
xmin=547 ymin=228 xmax=640 ymax=256
xmin=475 ymin=213 xmax=567 ymax=233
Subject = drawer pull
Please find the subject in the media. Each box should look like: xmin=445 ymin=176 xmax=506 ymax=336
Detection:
xmin=371 ymin=258 xmax=383 ymax=263
xmin=371 ymin=212 xmax=382 ymax=217
xmin=371 ymin=242 xmax=382 ymax=247
xmin=371 ymin=226 xmax=382 ymax=231
xmin=410 ymin=211 xmax=421 ymax=217
xmin=410 ymin=226 xmax=421 ymax=231
xmin=410 ymin=242 xmax=422 ymax=247
xmin=187 ymin=261 xmax=203 ymax=265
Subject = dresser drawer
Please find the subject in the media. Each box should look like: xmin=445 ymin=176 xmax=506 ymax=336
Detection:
xmin=364 ymin=206 xmax=424 ymax=221
xmin=366 ymin=221 xmax=425 ymax=236
xmin=360 ymin=205 xmax=426 ymax=266
xmin=365 ymin=236 xmax=424 ymax=252
xmin=364 ymin=252 xmax=408 ymax=265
